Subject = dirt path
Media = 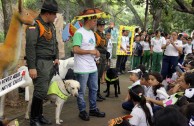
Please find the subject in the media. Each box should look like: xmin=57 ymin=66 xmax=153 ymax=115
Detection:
xmin=4 ymin=73 xmax=131 ymax=126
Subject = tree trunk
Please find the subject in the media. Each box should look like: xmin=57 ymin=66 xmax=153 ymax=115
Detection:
xmin=1 ymin=0 xmax=12 ymax=39
xmin=143 ymin=0 xmax=149 ymax=30
xmin=152 ymin=9 xmax=162 ymax=31
xmin=125 ymin=0 xmax=143 ymax=28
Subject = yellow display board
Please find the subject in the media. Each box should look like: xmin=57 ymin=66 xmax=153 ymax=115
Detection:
xmin=116 ymin=25 xmax=135 ymax=56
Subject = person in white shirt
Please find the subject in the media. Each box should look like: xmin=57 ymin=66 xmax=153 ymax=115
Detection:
xmin=140 ymin=71 xmax=151 ymax=97
xmin=106 ymin=31 xmax=113 ymax=60
xmin=142 ymin=35 xmax=151 ymax=68
xmin=183 ymin=37 xmax=193 ymax=56
xmin=150 ymin=30 xmax=166 ymax=72
xmin=129 ymin=85 xmax=153 ymax=126
xmin=122 ymin=69 xmax=142 ymax=111
xmin=116 ymin=30 xmax=129 ymax=74
xmin=73 ymin=9 xmax=105 ymax=121
xmin=178 ymin=36 xmax=187 ymax=64
xmin=146 ymin=72 xmax=167 ymax=113
xmin=161 ymin=31 xmax=183 ymax=79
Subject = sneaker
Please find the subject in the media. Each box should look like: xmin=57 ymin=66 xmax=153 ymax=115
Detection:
xmin=89 ymin=108 xmax=105 ymax=117
xmin=79 ymin=111 xmax=90 ymax=121
xmin=118 ymin=72 xmax=121 ymax=75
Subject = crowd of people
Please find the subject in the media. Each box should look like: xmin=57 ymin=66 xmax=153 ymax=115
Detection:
xmin=21 ymin=0 xmax=194 ymax=125
xmin=113 ymin=28 xmax=194 ymax=125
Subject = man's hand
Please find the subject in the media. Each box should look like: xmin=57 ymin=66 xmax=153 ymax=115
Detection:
xmin=29 ymin=69 xmax=37 ymax=79
xmin=54 ymin=59 xmax=60 ymax=65
xmin=96 ymin=50 xmax=100 ymax=58
xmin=90 ymin=50 xmax=100 ymax=58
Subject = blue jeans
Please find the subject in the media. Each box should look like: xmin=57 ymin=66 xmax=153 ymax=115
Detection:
xmin=75 ymin=72 xmax=98 ymax=112
xmin=161 ymin=55 xmax=179 ymax=79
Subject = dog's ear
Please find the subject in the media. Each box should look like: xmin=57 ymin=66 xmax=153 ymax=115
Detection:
xmin=64 ymin=80 xmax=70 ymax=87
xmin=78 ymin=85 xmax=80 ymax=90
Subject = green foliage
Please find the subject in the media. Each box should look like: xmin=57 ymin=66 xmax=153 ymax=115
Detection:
xmin=24 ymin=0 xmax=40 ymax=10
xmin=161 ymin=9 xmax=194 ymax=34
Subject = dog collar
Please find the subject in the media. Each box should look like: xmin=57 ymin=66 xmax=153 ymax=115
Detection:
xmin=105 ymin=74 xmax=119 ymax=82
xmin=47 ymin=81 xmax=68 ymax=100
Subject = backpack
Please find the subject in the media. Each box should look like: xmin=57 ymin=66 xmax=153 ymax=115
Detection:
xmin=134 ymin=42 xmax=143 ymax=56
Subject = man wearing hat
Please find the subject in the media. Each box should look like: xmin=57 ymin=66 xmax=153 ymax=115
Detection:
xmin=25 ymin=0 xmax=59 ymax=126
xmin=73 ymin=9 xmax=106 ymax=121
xmin=95 ymin=18 xmax=108 ymax=101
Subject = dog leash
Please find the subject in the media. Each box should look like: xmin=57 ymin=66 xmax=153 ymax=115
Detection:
xmin=53 ymin=64 xmax=59 ymax=76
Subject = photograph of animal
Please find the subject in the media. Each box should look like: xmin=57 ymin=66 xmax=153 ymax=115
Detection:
xmin=104 ymin=68 xmax=120 ymax=97
xmin=16 ymin=57 xmax=76 ymax=124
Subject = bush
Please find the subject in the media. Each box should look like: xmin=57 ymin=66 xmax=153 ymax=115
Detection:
xmin=24 ymin=0 xmax=39 ymax=10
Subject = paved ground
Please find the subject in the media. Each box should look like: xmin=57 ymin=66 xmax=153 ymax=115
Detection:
xmin=4 ymin=59 xmax=132 ymax=126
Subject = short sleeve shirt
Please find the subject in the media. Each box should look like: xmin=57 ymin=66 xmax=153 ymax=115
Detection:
xmin=121 ymin=36 xmax=129 ymax=51
xmin=147 ymin=87 xmax=167 ymax=101
xmin=129 ymin=103 xmax=153 ymax=126
xmin=164 ymin=40 xmax=183 ymax=56
xmin=73 ymin=27 xmax=97 ymax=73
xmin=183 ymin=44 xmax=192 ymax=55
xmin=141 ymin=41 xmax=150 ymax=50
xmin=151 ymin=37 xmax=166 ymax=52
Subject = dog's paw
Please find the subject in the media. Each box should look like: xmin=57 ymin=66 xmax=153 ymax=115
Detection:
xmin=56 ymin=119 xmax=63 ymax=124
xmin=56 ymin=121 xmax=61 ymax=125
xmin=115 ymin=95 xmax=118 ymax=97
xmin=118 ymin=92 xmax=121 ymax=94
xmin=105 ymin=95 xmax=109 ymax=97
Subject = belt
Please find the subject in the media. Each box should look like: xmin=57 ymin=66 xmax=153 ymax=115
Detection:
xmin=37 ymin=56 xmax=54 ymax=60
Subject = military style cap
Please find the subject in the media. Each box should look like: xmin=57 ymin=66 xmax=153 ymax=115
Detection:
xmin=41 ymin=0 xmax=58 ymax=13
xmin=97 ymin=18 xmax=106 ymax=25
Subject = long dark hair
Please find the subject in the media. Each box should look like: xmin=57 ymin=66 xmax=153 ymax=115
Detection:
xmin=154 ymin=105 xmax=188 ymax=126
xmin=129 ymin=85 xmax=153 ymax=126
xmin=149 ymin=72 xmax=163 ymax=96
xmin=184 ymin=71 xmax=194 ymax=88
xmin=144 ymin=35 xmax=151 ymax=48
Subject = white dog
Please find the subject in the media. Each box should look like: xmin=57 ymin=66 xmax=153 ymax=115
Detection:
xmin=17 ymin=57 xmax=77 ymax=124
xmin=49 ymin=75 xmax=80 ymax=124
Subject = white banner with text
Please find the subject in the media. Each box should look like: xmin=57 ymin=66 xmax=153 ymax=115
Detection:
xmin=0 ymin=70 xmax=26 ymax=97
